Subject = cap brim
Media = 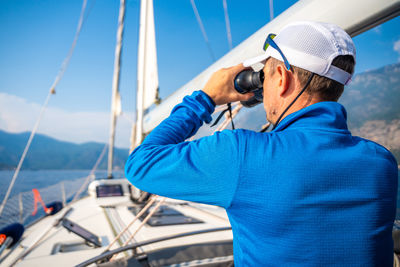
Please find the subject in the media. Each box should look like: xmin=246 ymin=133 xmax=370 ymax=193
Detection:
xmin=243 ymin=53 xmax=270 ymax=67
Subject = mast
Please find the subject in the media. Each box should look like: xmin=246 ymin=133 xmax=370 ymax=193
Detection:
xmin=107 ymin=0 xmax=125 ymax=179
xmin=134 ymin=0 xmax=159 ymax=148
xmin=135 ymin=0 xmax=145 ymax=147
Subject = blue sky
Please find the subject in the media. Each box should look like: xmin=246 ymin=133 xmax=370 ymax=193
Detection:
xmin=0 ymin=0 xmax=400 ymax=148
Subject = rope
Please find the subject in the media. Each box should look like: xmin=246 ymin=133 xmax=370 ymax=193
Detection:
xmin=214 ymin=103 xmax=242 ymax=132
xmin=222 ymin=0 xmax=233 ymax=50
xmin=190 ymin=0 xmax=216 ymax=61
xmin=122 ymin=198 xmax=166 ymax=246
xmin=186 ymin=102 xmax=240 ymax=141
xmin=110 ymin=197 xmax=166 ymax=261
xmin=214 ymin=103 xmax=229 ymax=113
xmin=72 ymin=143 xmax=108 ymax=202
xmin=211 ymin=101 xmax=240 ymax=128
xmin=103 ymin=196 xmax=157 ymax=252
xmin=213 ymin=101 xmax=239 ymax=113
xmin=0 ymin=0 xmax=90 ymax=217
xmin=260 ymin=122 xmax=271 ymax=132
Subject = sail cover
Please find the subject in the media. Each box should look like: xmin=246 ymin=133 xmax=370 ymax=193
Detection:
xmin=137 ymin=0 xmax=159 ymax=111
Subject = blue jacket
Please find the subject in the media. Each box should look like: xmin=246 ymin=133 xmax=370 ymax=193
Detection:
xmin=125 ymin=91 xmax=398 ymax=266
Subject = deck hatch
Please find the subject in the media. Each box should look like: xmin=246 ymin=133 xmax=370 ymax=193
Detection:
xmin=128 ymin=205 xmax=203 ymax=226
xmin=62 ymin=218 xmax=102 ymax=247
xmin=96 ymin=184 xmax=124 ymax=198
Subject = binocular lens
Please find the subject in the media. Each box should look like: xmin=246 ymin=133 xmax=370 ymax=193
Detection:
xmin=234 ymin=70 xmax=264 ymax=107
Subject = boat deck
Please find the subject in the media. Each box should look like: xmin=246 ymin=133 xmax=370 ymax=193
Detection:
xmin=1 ymin=179 xmax=232 ymax=266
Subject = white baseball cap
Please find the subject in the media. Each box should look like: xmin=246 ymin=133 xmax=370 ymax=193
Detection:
xmin=243 ymin=21 xmax=356 ymax=85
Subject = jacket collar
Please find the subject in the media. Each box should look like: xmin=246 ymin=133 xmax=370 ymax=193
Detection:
xmin=272 ymin=101 xmax=350 ymax=134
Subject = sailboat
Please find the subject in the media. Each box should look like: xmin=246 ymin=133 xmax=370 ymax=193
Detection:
xmin=1 ymin=0 xmax=400 ymax=266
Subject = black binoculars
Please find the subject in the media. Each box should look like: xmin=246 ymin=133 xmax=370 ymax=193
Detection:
xmin=234 ymin=69 xmax=264 ymax=107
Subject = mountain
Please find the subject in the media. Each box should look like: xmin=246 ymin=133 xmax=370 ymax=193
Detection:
xmin=340 ymin=63 xmax=400 ymax=127
xmin=1 ymin=63 xmax=399 ymax=170
xmin=340 ymin=63 xmax=400 ymax=162
xmin=0 ymin=130 xmax=129 ymax=170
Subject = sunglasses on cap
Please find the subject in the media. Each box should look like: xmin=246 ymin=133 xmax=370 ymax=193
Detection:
xmin=263 ymin=33 xmax=291 ymax=71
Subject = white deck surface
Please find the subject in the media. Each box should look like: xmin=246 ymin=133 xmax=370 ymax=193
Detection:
xmin=1 ymin=182 xmax=232 ymax=267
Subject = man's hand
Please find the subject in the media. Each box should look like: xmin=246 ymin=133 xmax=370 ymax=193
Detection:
xmin=202 ymin=64 xmax=255 ymax=105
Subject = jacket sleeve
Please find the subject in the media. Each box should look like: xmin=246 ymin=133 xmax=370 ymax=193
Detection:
xmin=125 ymin=91 xmax=241 ymax=208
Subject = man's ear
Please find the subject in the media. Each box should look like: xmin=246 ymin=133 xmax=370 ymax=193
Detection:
xmin=276 ymin=64 xmax=291 ymax=97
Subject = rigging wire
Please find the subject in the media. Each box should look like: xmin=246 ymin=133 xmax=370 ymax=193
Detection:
xmin=269 ymin=0 xmax=274 ymax=21
xmin=0 ymin=0 xmax=90 ymax=217
xmin=190 ymin=0 xmax=216 ymax=61
xmin=84 ymin=0 xmax=97 ymax=24
xmin=208 ymin=0 xmax=236 ymax=130
xmin=213 ymin=0 xmax=273 ymax=131
xmin=222 ymin=0 xmax=235 ymax=129
xmin=50 ymin=0 xmax=89 ymax=94
xmin=110 ymin=197 xmax=166 ymax=261
xmin=0 ymin=94 xmax=52 ymax=217
xmin=222 ymin=0 xmax=233 ymax=50
xmin=72 ymin=143 xmax=108 ymax=202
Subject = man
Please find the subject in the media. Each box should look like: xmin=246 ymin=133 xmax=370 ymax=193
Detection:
xmin=125 ymin=21 xmax=398 ymax=266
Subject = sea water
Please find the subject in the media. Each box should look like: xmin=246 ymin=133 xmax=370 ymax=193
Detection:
xmin=0 ymin=170 xmax=125 ymax=201
xmin=0 ymin=170 xmax=125 ymax=228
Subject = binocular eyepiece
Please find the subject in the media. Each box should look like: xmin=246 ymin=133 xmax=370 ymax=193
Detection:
xmin=234 ymin=70 xmax=264 ymax=107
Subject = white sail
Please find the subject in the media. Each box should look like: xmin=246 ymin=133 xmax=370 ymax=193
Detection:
xmin=142 ymin=0 xmax=400 ymax=134
xmin=142 ymin=0 xmax=159 ymax=110
xmin=135 ymin=0 xmax=159 ymax=147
